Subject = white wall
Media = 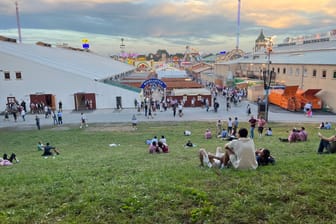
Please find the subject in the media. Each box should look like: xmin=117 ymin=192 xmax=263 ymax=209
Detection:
xmin=0 ymin=53 xmax=140 ymax=110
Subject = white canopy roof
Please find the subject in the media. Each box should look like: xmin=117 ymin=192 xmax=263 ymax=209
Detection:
xmin=0 ymin=41 xmax=135 ymax=80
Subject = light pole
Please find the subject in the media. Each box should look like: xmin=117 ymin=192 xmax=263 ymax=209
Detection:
xmin=264 ymin=37 xmax=273 ymax=121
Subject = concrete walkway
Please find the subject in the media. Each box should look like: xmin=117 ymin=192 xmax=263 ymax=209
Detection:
xmin=1 ymin=98 xmax=335 ymax=130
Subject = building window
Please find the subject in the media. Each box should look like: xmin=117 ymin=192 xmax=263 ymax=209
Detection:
xmin=322 ymin=70 xmax=327 ymax=79
xmin=333 ymin=71 xmax=336 ymax=79
xmin=295 ymin=68 xmax=300 ymax=76
xmin=303 ymin=68 xmax=308 ymax=76
xmin=313 ymin=70 xmax=317 ymax=77
xmin=277 ymin=68 xmax=280 ymax=73
xmin=15 ymin=72 xmax=22 ymax=79
xmin=289 ymin=67 xmax=293 ymax=75
xmin=4 ymin=71 xmax=10 ymax=80
xmin=283 ymin=68 xmax=286 ymax=74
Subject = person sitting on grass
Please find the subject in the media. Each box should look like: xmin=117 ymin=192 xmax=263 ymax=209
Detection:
xmin=199 ymin=128 xmax=258 ymax=170
xmin=279 ymin=128 xmax=300 ymax=143
xmin=37 ymin=141 xmax=44 ymax=151
xmin=317 ymin=132 xmax=336 ymax=154
xmin=217 ymin=128 xmax=228 ymax=139
xmin=158 ymin=141 xmax=169 ymax=153
xmin=41 ymin=142 xmax=60 ymax=157
xmin=149 ymin=141 xmax=159 ymax=154
xmin=325 ymin=122 xmax=332 ymax=130
xmin=184 ymin=140 xmax=195 ymax=148
xmin=255 ymin=148 xmax=275 ymax=166
xmin=222 ymin=128 xmax=258 ymax=169
xmin=265 ymin=127 xmax=273 ymax=136
xmin=199 ymin=147 xmax=225 ymax=168
xmin=204 ymin=129 xmax=212 ymax=139
xmin=279 ymin=127 xmax=307 ymax=143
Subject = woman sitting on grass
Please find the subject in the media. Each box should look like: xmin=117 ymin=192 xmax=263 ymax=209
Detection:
xmin=158 ymin=141 xmax=169 ymax=153
xmin=255 ymin=148 xmax=275 ymax=166
xmin=149 ymin=141 xmax=159 ymax=154
xmin=204 ymin=129 xmax=212 ymax=139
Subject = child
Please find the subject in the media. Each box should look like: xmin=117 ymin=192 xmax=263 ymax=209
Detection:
xmin=131 ymin=114 xmax=137 ymax=129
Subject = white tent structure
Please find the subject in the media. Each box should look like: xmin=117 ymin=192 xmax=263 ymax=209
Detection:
xmin=0 ymin=41 xmax=140 ymax=111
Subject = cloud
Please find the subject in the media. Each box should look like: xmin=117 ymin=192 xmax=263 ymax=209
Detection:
xmin=0 ymin=0 xmax=335 ymax=54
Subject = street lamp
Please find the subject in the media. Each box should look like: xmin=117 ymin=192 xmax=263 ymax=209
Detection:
xmin=263 ymin=36 xmax=274 ymax=121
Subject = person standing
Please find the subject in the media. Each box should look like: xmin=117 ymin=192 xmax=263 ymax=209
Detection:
xmin=257 ymin=116 xmax=267 ymax=137
xmin=21 ymin=109 xmax=26 ymax=121
xmin=35 ymin=115 xmax=41 ymax=130
xmin=227 ymin=117 xmax=233 ymax=135
xmin=57 ymin=111 xmax=63 ymax=125
xmin=58 ymin=101 xmax=63 ymax=112
xmin=232 ymin=117 xmax=239 ymax=136
xmin=248 ymin=115 xmax=257 ymax=139
xmin=131 ymin=114 xmax=137 ymax=129
xmin=80 ymin=112 xmax=88 ymax=128
xmin=247 ymin=104 xmax=251 ymax=116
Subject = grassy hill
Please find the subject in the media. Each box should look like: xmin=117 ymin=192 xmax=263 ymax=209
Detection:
xmin=1 ymin=121 xmax=335 ymax=223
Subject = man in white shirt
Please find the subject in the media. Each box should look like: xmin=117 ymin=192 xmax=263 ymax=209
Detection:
xmin=199 ymin=128 xmax=258 ymax=170
xmin=223 ymin=128 xmax=258 ymax=169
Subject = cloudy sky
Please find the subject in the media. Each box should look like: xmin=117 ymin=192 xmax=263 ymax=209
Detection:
xmin=0 ymin=0 xmax=335 ymax=56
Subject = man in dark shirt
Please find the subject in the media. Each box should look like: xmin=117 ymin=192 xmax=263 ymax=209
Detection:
xmin=42 ymin=143 xmax=60 ymax=156
xmin=248 ymin=115 xmax=257 ymax=139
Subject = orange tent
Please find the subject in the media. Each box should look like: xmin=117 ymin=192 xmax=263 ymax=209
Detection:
xmin=296 ymin=89 xmax=322 ymax=110
xmin=269 ymin=85 xmax=301 ymax=111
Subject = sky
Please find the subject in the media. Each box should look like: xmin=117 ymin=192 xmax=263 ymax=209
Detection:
xmin=0 ymin=0 xmax=335 ymax=56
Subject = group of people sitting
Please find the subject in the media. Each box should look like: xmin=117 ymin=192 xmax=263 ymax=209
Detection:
xmin=148 ymin=135 xmax=169 ymax=153
xmin=199 ymin=128 xmax=275 ymax=170
xmin=318 ymin=122 xmax=332 ymax=130
xmin=0 ymin=153 xmax=18 ymax=166
xmin=279 ymin=127 xmax=308 ymax=143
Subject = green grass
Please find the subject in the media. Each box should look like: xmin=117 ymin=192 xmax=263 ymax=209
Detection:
xmin=1 ymin=121 xmax=336 ymax=224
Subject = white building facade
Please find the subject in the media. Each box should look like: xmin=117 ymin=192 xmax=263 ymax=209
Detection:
xmin=0 ymin=41 xmax=140 ymax=111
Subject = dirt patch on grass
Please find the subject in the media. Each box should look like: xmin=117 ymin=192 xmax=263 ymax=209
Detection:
xmin=86 ymin=124 xmax=135 ymax=132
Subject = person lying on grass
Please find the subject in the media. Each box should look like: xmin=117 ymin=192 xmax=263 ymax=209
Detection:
xmin=0 ymin=153 xmax=18 ymax=166
xmin=199 ymin=128 xmax=258 ymax=170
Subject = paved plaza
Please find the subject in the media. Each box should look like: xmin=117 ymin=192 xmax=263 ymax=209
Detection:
xmin=1 ymin=97 xmax=335 ymax=130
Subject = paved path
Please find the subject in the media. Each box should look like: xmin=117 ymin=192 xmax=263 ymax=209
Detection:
xmin=1 ymin=98 xmax=335 ymax=130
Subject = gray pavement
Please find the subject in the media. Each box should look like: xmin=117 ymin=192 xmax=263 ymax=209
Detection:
xmin=1 ymin=97 xmax=335 ymax=130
